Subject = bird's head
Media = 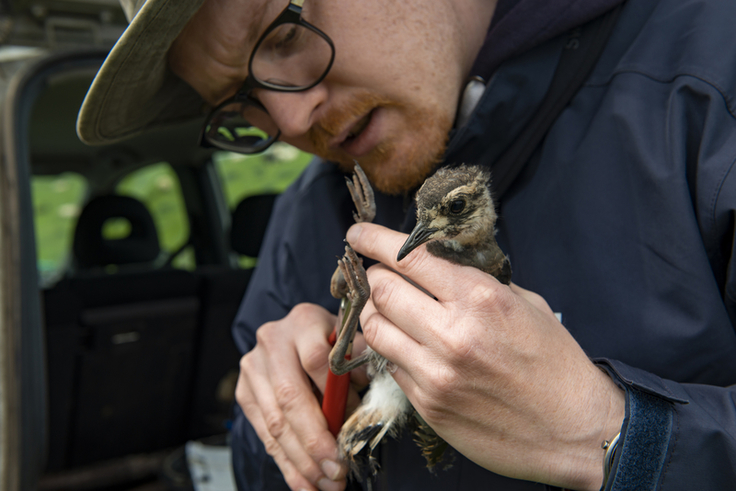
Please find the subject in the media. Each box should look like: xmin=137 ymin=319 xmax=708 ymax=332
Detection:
xmin=397 ymin=164 xmax=497 ymax=261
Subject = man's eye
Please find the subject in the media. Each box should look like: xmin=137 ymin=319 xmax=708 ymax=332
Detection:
xmin=449 ymin=199 xmax=466 ymax=214
xmin=275 ymin=25 xmax=298 ymax=48
xmin=262 ymin=24 xmax=302 ymax=57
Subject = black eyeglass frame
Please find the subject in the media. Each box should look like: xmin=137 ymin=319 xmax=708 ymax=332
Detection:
xmin=199 ymin=0 xmax=336 ymax=153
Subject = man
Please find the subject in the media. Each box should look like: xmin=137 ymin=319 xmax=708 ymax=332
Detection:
xmin=77 ymin=0 xmax=736 ymax=490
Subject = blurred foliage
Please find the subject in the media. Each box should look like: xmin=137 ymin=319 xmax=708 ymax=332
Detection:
xmin=101 ymin=217 xmax=132 ymax=240
xmin=32 ymin=172 xmax=86 ymax=284
xmin=214 ymin=143 xmax=312 ymax=209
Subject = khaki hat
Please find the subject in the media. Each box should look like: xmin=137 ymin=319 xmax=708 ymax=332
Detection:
xmin=76 ymin=0 xmax=208 ymax=145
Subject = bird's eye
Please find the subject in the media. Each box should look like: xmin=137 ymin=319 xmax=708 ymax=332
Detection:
xmin=449 ymin=199 xmax=466 ymax=214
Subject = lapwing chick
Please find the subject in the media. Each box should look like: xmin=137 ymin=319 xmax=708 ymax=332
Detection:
xmin=398 ymin=164 xmax=511 ymax=284
xmin=333 ymin=164 xmax=511 ymax=477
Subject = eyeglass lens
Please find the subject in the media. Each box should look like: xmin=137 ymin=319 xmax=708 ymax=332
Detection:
xmin=204 ymin=101 xmax=279 ymax=154
xmin=204 ymin=21 xmax=333 ymax=153
xmin=252 ymin=23 xmax=333 ymax=88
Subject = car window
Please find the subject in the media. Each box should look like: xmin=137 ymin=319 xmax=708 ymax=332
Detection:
xmin=32 ymin=171 xmax=87 ymax=286
xmin=214 ymin=143 xmax=312 ymax=267
xmin=116 ymin=162 xmax=194 ymax=270
xmin=215 ymin=143 xmax=312 ymax=207
xmin=32 ymin=162 xmax=194 ymax=286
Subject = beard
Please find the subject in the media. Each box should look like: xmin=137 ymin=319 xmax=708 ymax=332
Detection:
xmin=308 ymin=92 xmax=452 ymax=195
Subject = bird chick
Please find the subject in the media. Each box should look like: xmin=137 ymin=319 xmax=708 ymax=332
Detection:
xmin=390 ymin=164 xmax=511 ymax=470
xmin=398 ymin=164 xmax=511 ymax=284
xmin=334 ymin=164 xmax=511 ymax=478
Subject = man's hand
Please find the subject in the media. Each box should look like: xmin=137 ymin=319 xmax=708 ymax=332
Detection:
xmin=235 ymin=303 xmax=368 ymax=491
xmin=346 ymin=223 xmax=625 ymax=491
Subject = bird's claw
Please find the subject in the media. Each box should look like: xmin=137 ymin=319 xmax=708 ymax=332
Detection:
xmin=331 ymin=164 xmax=375 ymax=298
xmin=328 ymin=163 xmax=376 ymax=373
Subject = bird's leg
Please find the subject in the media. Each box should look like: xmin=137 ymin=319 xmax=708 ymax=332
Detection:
xmin=328 ymin=163 xmax=376 ymax=375
xmin=329 ymin=244 xmax=372 ymax=375
xmin=332 ymin=164 xmax=419 ymax=474
xmin=330 ymin=163 xmax=375 ymax=301
xmin=346 ymin=163 xmax=376 ymax=224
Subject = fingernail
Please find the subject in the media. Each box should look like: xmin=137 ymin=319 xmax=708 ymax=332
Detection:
xmin=346 ymin=224 xmax=362 ymax=244
xmin=317 ymin=477 xmax=341 ymax=491
xmin=320 ymin=459 xmax=342 ymax=480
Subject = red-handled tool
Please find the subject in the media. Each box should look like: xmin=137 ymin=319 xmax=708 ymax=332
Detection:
xmin=322 ymin=299 xmax=352 ymax=437
xmin=323 ymin=330 xmax=351 ymax=437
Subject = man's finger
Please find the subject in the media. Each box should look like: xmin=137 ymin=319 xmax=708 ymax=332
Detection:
xmin=358 ymin=291 xmax=424 ymax=381
xmin=254 ymin=327 xmax=347 ymax=484
xmin=237 ymin=385 xmax=320 ymax=491
xmin=363 ymin=263 xmax=446 ymax=345
xmin=240 ymin=351 xmax=328 ymax=486
xmin=346 ymin=222 xmax=494 ymax=303
xmin=235 ymin=359 xmax=321 ymax=490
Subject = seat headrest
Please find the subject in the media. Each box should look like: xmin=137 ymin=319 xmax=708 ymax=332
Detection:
xmin=73 ymin=195 xmax=160 ymax=269
xmin=231 ymin=194 xmax=278 ymax=257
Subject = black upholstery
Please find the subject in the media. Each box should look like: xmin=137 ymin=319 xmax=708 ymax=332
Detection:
xmin=44 ymin=194 xmax=201 ymax=469
xmin=188 ymin=266 xmax=250 ymax=439
xmin=73 ymin=195 xmax=160 ymax=268
xmin=230 ymin=193 xmax=278 ymax=257
xmin=43 ymin=192 xmax=280 ymax=470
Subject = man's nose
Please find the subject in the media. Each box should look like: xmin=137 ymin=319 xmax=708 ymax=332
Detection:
xmin=255 ymin=85 xmax=328 ymax=138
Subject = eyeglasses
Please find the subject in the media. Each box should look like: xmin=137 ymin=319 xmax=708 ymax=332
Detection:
xmin=199 ymin=0 xmax=335 ymax=154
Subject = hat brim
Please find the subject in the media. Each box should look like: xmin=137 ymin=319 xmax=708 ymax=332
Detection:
xmin=77 ymin=0 xmax=207 ymax=145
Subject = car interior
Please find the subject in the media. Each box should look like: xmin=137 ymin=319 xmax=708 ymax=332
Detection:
xmin=0 ymin=45 xmax=309 ymax=490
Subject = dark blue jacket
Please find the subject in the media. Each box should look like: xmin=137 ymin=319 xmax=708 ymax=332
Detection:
xmin=231 ymin=0 xmax=736 ymax=489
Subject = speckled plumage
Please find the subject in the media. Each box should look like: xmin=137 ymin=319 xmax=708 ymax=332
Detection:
xmin=399 ymin=164 xmax=511 ymax=284
xmin=391 ymin=164 xmax=512 ymax=469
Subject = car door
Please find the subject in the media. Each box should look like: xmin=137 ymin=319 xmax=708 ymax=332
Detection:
xmin=0 ymin=49 xmax=53 ymax=491
xmin=0 ymin=11 xmax=128 ymax=489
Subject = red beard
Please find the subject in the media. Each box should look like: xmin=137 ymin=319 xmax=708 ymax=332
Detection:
xmin=308 ymin=92 xmax=451 ymax=195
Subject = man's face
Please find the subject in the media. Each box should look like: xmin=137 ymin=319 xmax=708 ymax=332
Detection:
xmin=170 ymin=0 xmax=495 ymax=194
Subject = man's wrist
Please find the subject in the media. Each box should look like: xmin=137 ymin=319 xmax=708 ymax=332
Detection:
xmin=575 ymin=367 xmax=626 ymax=491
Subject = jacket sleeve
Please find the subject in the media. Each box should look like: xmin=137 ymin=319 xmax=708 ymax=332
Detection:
xmin=596 ymin=78 xmax=736 ymax=490
xmin=595 ymin=359 xmax=736 ymax=490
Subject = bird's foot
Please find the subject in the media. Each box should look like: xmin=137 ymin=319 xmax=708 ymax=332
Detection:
xmin=330 ymin=163 xmax=374 ymax=299
xmin=346 ymin=163 xmax=376 ymax=224
xmin=340 ymin=243 xmax=369 ymax=306
xmin=337 ymin=364 xmax=412 ymax=476
xmin=329 ymin=243 xmax=371 ymax=374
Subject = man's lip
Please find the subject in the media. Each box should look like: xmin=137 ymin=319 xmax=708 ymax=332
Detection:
xmin=329 ymin=110 xmax=375 ymax=150
xmin=333 ymin=109 xmax=379 ymax=157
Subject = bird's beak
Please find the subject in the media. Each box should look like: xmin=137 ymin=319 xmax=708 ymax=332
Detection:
xmin=397 ymin=222 xmax=438 ymax=261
